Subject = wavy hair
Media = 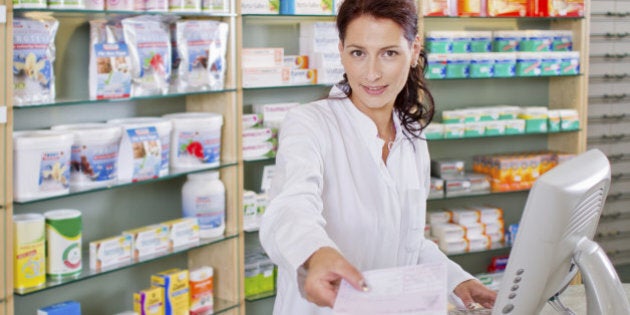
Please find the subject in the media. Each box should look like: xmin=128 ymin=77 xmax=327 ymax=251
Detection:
xmin=336 ymin=0 xmax=435 ymax=138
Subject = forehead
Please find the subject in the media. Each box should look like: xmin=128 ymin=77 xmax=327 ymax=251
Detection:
xmin=343 ymin=15 xmax=407 ymax=45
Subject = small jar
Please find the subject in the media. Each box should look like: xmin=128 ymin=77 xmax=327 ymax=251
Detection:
xmin=182 ymin=171 xmax=225 ymax=238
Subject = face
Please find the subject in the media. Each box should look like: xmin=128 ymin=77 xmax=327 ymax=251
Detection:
xmin=339 ymin=15 xmax=421 ymax=116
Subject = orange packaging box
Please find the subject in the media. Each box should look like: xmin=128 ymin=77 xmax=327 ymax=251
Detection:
xmin=487 ymin=0 xmax=528 ymax=16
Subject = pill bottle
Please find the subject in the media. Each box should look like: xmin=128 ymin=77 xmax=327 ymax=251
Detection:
xmin=182 ymin=171 xmax=225 ymax=238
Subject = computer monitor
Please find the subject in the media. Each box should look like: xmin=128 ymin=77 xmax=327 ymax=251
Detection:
xmin=492 ymin=149 xmax=630 ymax=315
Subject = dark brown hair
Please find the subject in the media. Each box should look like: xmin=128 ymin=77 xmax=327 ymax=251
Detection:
xmin=336 ymin=0 xmax=435 ymax=138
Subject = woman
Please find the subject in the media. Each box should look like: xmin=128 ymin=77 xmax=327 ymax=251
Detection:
xmin=259 ymin=0 xmax=497 ymax=313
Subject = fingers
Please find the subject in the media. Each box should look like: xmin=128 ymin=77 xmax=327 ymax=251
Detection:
xmin=302 ymin=247 xmax=366 ymax=308
xmin=453 ymin=279 xmax=497 ymax=310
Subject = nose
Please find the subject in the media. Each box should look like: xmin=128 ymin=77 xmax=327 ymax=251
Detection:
xmin=366 ymin=58 xmax=382 ymax=82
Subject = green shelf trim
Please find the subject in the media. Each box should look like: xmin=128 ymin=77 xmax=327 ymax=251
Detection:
xmin=245 ymin=290 xmax=277 ymax=302
xmin=14 ymin=8 xmax=236 ymax=17
xmin=13 ymin=89 xmax=237 ymax=110
xmin=427 ymin=74 xmax=582 ymax=81
xmin=427 ymin=129 xmax=581 ymax=141
xmin=14 ymin=161 xmax=238 ymax=205
xmin=14 ymin=233 xmax=239 ymax=296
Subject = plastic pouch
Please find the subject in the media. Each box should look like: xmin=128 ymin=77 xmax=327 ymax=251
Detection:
xmin=89 ymin=20 xmax=132 ymax=100
xmin=13 ymin=16 xmax=59 ymax=106
xmin=122 ymin=15 xmax=172 ymax=97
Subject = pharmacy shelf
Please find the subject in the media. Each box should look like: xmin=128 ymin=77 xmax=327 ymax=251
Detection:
xmin=427 ymin=74 xmax=583 ymax=81
xmin=14 ymin=8 xmax=237 ymax=17
xmin=13 ymin=89 xmax=237 ymax=110
xmin=245 ymin=290 xmax=276 ymax=302
xmin=446 ymin=243 xmax=511 ymax=258
xmin=424 ymin=16 xmax=584 ymax=21
xmin=14 ymin=233 xmax=239 ymax=296
xmin=14 ymin=161 xmax=238 ymax=205
xmin=242 ymin=84 xmax=331 ymax=91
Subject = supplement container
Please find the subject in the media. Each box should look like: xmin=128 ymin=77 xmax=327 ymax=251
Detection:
xmin=163 ymin=112 xmax=223 ymax=170
xmin=13 ymin=213 xmax=46 ymax=292
xmin=182 ymin=171 xmax=226 ymax=238
xmin=44 ymin=209 xmax=82 ymax=278
xmin=107 ymin=117 xmax=172 ymax=180
xmin=13 ymin=130 xmax=74 ymax=201
xmin=51 ymin=123 xmax=122 ymax=190
xmin=189 ymin=266 xmax=214 ymax=314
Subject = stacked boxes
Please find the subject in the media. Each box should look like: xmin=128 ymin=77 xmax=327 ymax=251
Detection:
xmin=428 ymin=205 xmax=505 ymax=254
xmin=242 ymin=102 xmax=299 ymax=160
xmin=472 ymin=151 xmax=575 ymax=192
xmin=425 ymin=30 xmax=579 ymax=79
xmin=428 ymin=105 xmax=579 ymax=140
xmin=421 ymin=0 xmax=584 ymax=17
xmin=300 ymin=22 xmax=343 ymax=85
xmin=242 ymin=47 xmax=317 ymax=87
xmin=431 ymin=159 xmax=491 ymax=197
xmin=245 ymin=246 xmax=276 ymax=298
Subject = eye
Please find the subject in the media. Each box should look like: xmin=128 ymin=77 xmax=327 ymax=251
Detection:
xmin=350 ymin=50 xmax=364 ymax=57
xmin=383 ymin=50 xmax=398 ymax=57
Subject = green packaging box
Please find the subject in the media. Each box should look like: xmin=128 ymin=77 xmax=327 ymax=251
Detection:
xmin=503 ymin=120 xmax=525 ymax=135
xmin=493 ymin=53 xmax=516 ymax=78
xmin=446 ymin=54 xmax=470 ymax=79
xmin=559 ymin=51 xmax=580 ymax=75
xmin=469 ymin=53 xmax=494 ymax=78
xmin=540 ymin=53 xmax=561 ymax=76
xmin=426 ymin=54 xmax=448 ymax=79
xmin=516 ymin=53 xmax=542 ymax=77
xmin=444 ymin=123 xmax=465 ymax=139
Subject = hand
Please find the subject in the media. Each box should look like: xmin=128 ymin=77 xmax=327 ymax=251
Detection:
xmin=302 ymin=247 xmax=368 ymax=308
xmin=453 ymin=279 xmax=497 ymax=309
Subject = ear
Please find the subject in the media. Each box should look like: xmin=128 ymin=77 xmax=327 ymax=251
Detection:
xmin=338 ymin=40 xmax=346 ymax=67
xmin=411 ymin=34 xmax=422 ymax=65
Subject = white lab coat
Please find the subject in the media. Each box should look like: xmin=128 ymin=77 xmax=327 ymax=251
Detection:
xmin=259 ymin=86 xmax=473 ymax=315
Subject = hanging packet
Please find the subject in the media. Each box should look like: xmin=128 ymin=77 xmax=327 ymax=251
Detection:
xmin=13 ymin=16 xmax=59 ymax=106
xmin=174 ymin=20 xmax=224 ymax=92
xmin=122 ymin=15 xmax=172 ymax=97
xmin=89 ymin=19 xmax=132 ymax=100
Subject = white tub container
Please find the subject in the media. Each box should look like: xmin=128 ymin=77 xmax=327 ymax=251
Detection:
xmin=51 ymin=123 xmax=122 ymax=190
xmin=107 ymin=117 xmax=172 ymax=181
xmin=162 ymin=112 xmax=223 ymax=170
xmin=13 ymin=130 xmax=74 ymax=201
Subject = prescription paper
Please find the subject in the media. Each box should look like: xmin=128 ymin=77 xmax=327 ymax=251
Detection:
xmin=333 ymin=263 xmax=447 ymax=315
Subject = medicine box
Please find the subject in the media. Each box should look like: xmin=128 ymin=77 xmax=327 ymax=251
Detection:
xmin=283 ymin=55 xmax=309 ymax=69
xmin=487 ymin=0 xmax=528 ymax=17
xmin=163 ymin=217 xmax=200 ymax=249
xmin=242 ymin=67 xmax=290 ymax=88
xmin=151 ymin=268 xmax=190 ymax=315
xmin=89 ymin=234 xmax=133 ymax=270
xmin=123 ymin=224 xmax=170 ymax=260
xmin=428 ymin=177 xmax=444 ymax=199
xmin=241 ymin=48 xmax=284 ymax=68
xmin=443 ymin=176 xmax=472 ymax=197
xmin=424 ymin=123 xmax=444 ymax=140
xmin=299 ymin=21 xmax=338 ymax=39
xmin=431 ymin=159 xmax=465 ymax=177
xmin=240 ymin=0 xmax=279 ymax=14
xmin=134 ymin=287 xmax=164 ymax=315
xmin=37 ymin=301 xmax=81 ymax=315
xmin=289 ymin=68 xmax=317 ymax=85
xmin=189 ymin=266 xmax=214 ymax=315
xmin=280 ymin=0 xmax=334 ymax=15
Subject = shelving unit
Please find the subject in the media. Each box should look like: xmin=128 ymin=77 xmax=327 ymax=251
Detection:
xmin=240 ymin=3 xmax=590 ymax=315
xmin=2 ymin=3 xmax=245 ymax=315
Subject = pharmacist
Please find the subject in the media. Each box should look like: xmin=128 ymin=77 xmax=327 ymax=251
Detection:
xmin=259 ymin=0 xmax=497 ymax=314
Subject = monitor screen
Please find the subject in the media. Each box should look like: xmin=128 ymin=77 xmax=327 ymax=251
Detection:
xmin=492 ymin=149 xmax=630 ymax=314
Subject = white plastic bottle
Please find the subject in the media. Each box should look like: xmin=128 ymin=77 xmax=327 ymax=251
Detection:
xmin=182 ymin=171 xmax=226 ymax=238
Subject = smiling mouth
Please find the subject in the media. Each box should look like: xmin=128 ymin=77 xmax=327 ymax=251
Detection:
xmin=363 ymin=85 xmax=387 ymax=95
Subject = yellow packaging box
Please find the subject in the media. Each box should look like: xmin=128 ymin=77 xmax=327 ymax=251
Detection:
xmin=151 ymin=268 xmax=190 ymax=315
xmin=134 ymin=286 xmax=164 ymax=315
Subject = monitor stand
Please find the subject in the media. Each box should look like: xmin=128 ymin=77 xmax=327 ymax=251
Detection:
xmin=571 ymin=237 xmax=630 ymax=315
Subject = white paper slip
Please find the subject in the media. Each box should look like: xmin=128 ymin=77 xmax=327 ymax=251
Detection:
xmin=333 ymin=263 xmax=447 ymax=315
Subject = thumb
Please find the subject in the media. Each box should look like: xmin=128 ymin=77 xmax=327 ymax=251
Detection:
xmin=335 ymin=261 xmax=369 ymax=292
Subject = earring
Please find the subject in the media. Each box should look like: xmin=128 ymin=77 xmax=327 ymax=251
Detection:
xmin=411 ymin=62 xmax=418 ymax=68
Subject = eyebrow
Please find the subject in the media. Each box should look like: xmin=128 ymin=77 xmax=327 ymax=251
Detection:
xmin=344 ymin=44 xmax=402 ymax=50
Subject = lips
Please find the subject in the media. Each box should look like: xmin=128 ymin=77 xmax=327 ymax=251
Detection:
xmin=362 ymin=84 xmax=387 ymax=95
